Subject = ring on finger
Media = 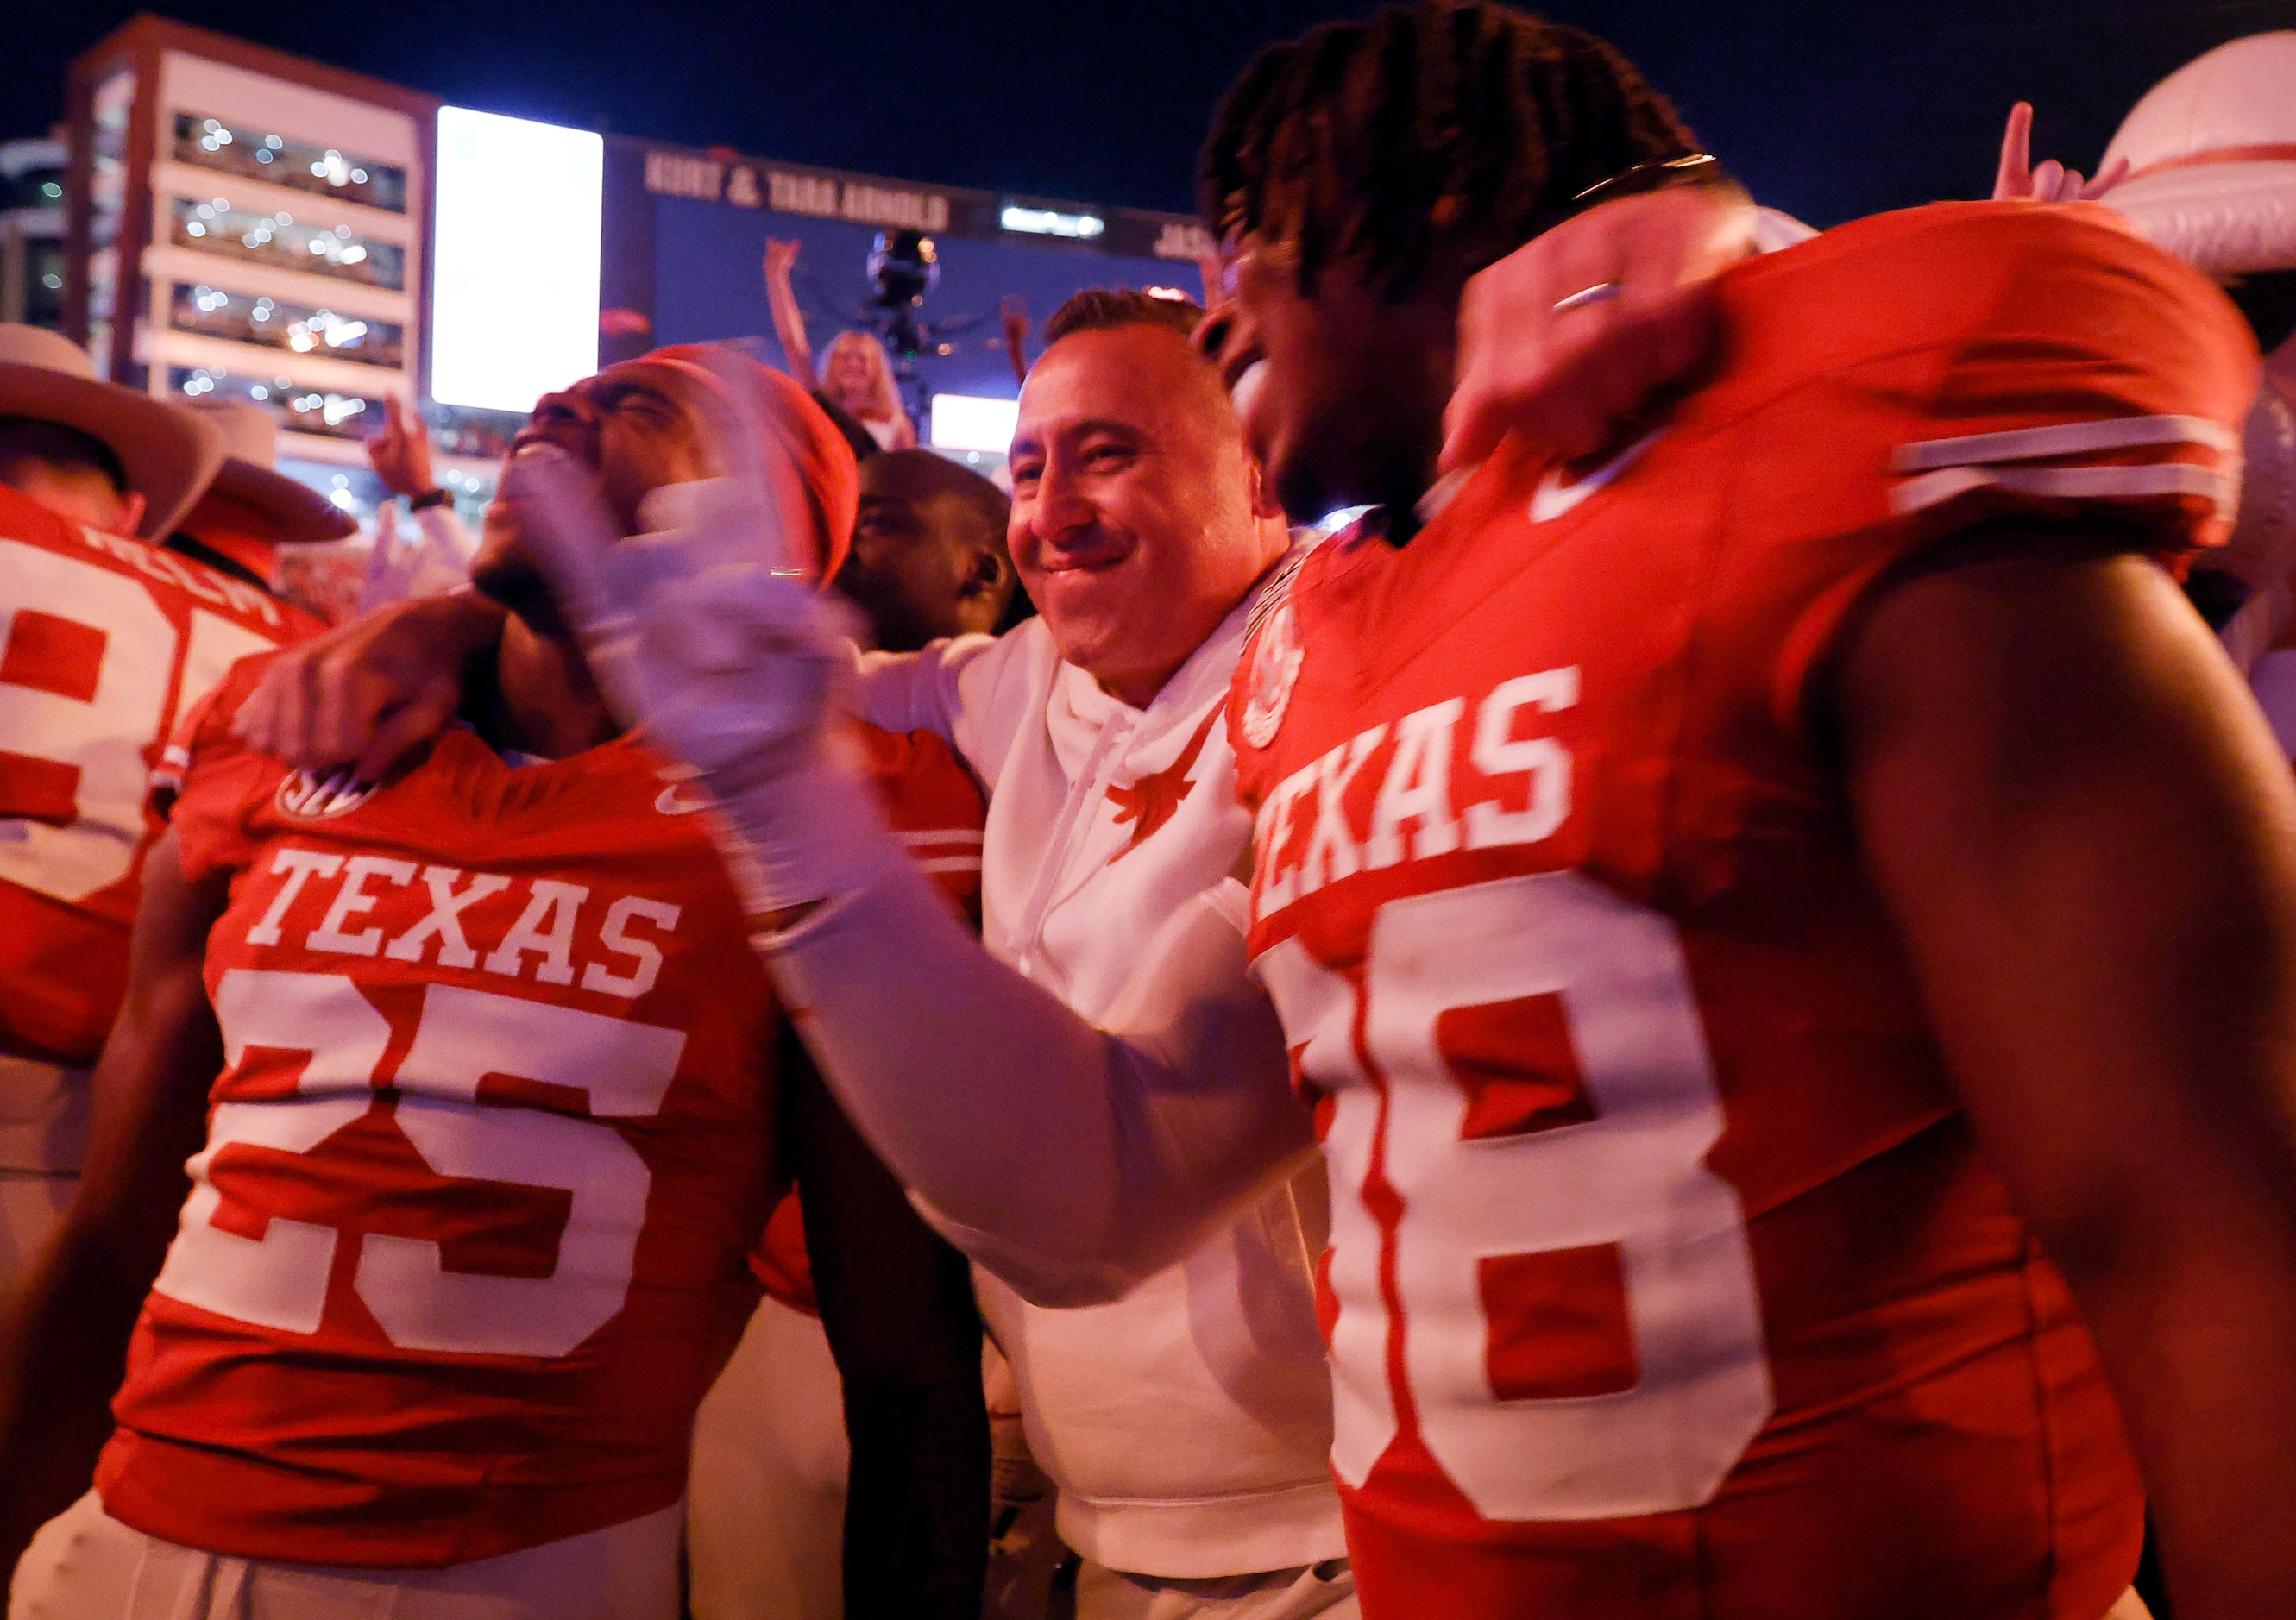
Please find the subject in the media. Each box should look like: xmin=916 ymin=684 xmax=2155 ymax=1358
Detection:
xmin=1552 ymin=281 xmax=1624 ymax=315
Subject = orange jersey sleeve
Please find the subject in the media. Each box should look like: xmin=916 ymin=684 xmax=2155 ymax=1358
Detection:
xmin=857 ymin=721 xmax=984 ymax=926
xmin=748 ymin=1189 xmax=817 ymax=1314
xmin=1683 ymin=201 xmax=2255 ymax=735
xmin=151 ymin=651 xmax=287 ymax=882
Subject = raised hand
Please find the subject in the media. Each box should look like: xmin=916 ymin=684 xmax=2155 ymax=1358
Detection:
xmin=764 ymin=238 xmax=802 ymax=286
xmin=500 ymin=348 xmax=890 ymax=914
xmin=366 ymin=396 xmax=437 ymax=499
xmin=502 ymin=443 xmax=884 ymax=914
xmin=1001 ymin=294 xmax=1030 ymax=384
xmin=1994 ymin=102 xmax=2131 ymax=204
xmin=1197 ymin=250 xmax=1228 ymax=313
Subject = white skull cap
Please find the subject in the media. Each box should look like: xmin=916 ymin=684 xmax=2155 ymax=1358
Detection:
xmin=2098 ymin=30 xmax=2296 ymax=276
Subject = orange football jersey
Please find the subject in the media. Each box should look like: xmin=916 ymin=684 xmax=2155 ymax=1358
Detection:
xmin=1227 ymin=204 xmax=2254 ymax=1618
xmin=101 ymin=659 xmax=984 ymax=1567
xmin=0 ymin=486 xmax=320 ymax=1062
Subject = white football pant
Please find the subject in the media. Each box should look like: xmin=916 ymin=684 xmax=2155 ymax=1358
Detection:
xmin=685 ymin=1294 xmax=849 ymax=1620
xmin=8 ymin=1492 xmax=681 ymax=1619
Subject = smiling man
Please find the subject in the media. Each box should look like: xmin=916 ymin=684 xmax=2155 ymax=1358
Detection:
xmin=847 ymin=288 xmax=1348 ymax=1620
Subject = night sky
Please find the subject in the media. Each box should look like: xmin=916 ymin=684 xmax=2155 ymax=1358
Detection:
xmin=8 ymin=1 xmax=2296 ymax=228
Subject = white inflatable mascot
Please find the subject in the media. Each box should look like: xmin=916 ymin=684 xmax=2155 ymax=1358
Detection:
xmin=2019 ymin=35 xmax=2296 ymax=739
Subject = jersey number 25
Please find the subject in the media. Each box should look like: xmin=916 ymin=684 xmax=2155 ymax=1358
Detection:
xmin=154 ymin=969 xmax=684 ymax=1358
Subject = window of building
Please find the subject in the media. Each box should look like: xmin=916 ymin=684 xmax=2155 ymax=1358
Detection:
xmin=167 ymin=281 xmax=405 ymax=367
xmin=168 ymin=195 xmax=406 ymax=291
xmin=172 ymin=114 xmax=408 ymax=214
xmin=173 ymin=364 xmax=382 ymax=438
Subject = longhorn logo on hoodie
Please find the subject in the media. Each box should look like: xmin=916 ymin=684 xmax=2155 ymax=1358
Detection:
xmin=1105 ymin=706 xmax=1220 ymax=862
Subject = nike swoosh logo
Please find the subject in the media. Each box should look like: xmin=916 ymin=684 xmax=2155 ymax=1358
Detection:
xmin=1529 ymin=430 xmax=1662 ymax=524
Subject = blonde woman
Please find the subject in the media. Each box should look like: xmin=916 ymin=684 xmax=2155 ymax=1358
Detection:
xmin=765 ymin=238 xmax=917 ymax=451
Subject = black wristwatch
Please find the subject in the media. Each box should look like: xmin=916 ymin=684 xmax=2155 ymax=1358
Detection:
xmin=406 ymin=487 xmax=453 ymax=512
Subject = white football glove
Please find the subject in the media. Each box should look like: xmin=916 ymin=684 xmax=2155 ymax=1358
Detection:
xmin=501 ymin=442 xmax=899 ymax=915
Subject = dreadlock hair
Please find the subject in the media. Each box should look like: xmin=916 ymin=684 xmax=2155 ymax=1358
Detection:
xmin=1200 ymin=1 xmax=1698 ymax=300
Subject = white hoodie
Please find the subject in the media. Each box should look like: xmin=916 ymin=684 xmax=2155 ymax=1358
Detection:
xmin=854 ymin=593 xmax=1343 ymax=1579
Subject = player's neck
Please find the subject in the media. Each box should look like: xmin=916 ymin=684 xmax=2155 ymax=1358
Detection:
xmin=1337 ymin=281 xmax=1461 ymax=547
xmin=469 ymin=615 xmax=620 ymax=762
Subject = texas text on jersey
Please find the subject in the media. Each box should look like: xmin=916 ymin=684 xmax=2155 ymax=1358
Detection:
xmin=1227 ymin=203 xmax=2255 ymax=1617
xmin=0 ymin=484 xmax=320 ymax=1064
xmin=99 ymin=657 xmax=984 ymax=1567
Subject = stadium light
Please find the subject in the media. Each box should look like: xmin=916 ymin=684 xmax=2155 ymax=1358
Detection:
xmin=431 ymin=107 xmax=603 ymax=414
xmin=930 ymin=394 xmax=1020 ymax=455
xmin=1000 ymin=204 xmax=1104 ymax=240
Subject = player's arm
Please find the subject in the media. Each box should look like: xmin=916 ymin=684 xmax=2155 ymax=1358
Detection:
xmin=227 ymin=589 xmax=978 ymax=786
xmin=767 ymin=859 xmax=1314 ymax=1305
xmin=0 ymin=832 xmax=228 ymax=1568
xmin=1835 ymin=524 xmax=2296 ymax=1620
xmin=230 ymin=587 xmax=506 ymax=780
xmin=764 ymin=239 xmax=821 ymax=395
xmin=781 ymin=1027 xmax=986 ymax=1620
xmin=498 ymin=440 xmax=1317 ymax=1303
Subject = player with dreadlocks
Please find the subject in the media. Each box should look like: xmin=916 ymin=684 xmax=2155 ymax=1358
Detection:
xmin=1188 ymin=4 xmax=2296 ymax=1617
xmin=1196 ymin=3 xmax=1719 ymax=527
xmin=223 ymin=4 xmax=2296 ymax=1617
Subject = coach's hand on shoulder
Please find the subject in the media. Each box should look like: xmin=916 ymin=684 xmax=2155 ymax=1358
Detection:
xmin=234 ymin=588 xmax=507 ymax=782
xmin=1443 ymin=181 xmax=1755 ymax=473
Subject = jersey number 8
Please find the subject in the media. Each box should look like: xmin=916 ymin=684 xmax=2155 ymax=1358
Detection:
xmin=1255 ymin=870 xmax=1773 ymax=1522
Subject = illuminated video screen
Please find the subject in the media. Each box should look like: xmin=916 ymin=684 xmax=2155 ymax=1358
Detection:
xmin=431 ymin=107 xmax=603 ymax=414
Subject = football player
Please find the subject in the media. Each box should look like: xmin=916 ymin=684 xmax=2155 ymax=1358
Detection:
xmin=0 ymin=325 xmax=325 ymax=1291
xmin=0 ymin=347 xmax=987 ymax=1618
xmin=1193 ymin=13 xmax=2280 ymax=1612
xmin=491 ymin=8 xmax=2296 ymax=1620
xmin=836 ymin=449 xmax=1016 ymax=652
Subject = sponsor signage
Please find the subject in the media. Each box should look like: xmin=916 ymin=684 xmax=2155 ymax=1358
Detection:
xmin=638 ymin=142 xmax=1204 ymax=260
